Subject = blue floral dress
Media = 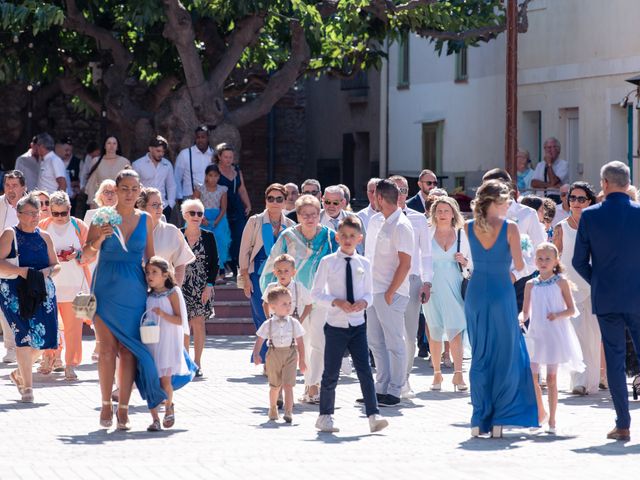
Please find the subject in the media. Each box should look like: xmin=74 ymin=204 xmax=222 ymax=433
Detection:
xmin=0 ymin=227 xmax=58 ymax=349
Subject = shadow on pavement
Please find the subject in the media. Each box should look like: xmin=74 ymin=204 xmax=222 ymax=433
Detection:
xmin=57 ymin=428 xmax=188 ymax=445
xmin=572 ymin=441 xmax=640 ymax=455
xmin=0 ymin=401 xmax=49 ymax=411
xmin=458 ymin=431 xmax=577 ymax=451
xmin=308 ymin=432 xmax=383 ymax=443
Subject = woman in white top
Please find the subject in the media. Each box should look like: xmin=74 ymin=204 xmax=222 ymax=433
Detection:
xmin=424 ymin=196 xmax=472 ymax=392
xmin=136 ymin=187 xmax=195 ymax=286
xmin=553 ymin=181 xmax=602 ymax=395
xmin=84 ymin=179 xmax=118 ymax=226
xmin=39 ymin=191 xmax=92 ymax=380
xmin=85 ymin=136 xmax=130 ymax=208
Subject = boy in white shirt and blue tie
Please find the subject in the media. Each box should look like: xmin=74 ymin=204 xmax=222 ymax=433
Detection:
xmin=311 ymin=216 xmax=389 ymax=433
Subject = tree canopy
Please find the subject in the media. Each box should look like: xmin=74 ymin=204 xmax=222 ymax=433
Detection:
xmin=0 ymin=0 xmax=531 ymax=154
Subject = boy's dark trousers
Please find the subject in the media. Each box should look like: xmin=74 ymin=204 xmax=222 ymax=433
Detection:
xmin=320 ymin=322 xmax=379 ymax=417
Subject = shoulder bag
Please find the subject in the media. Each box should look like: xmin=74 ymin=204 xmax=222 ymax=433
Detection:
xmin=456 ymin=229 xmax=470 ymax=300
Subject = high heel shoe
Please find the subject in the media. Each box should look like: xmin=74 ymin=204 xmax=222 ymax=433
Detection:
xmin=430 ymin=370 xmax=443 ymax=391
xmin=116 ymin=405 xmax=131 ymax=431
xmin=452 ymin=371 xmax=468 ymax=392
xmin=491 ymin=425 xmax=503 ymax=438
xmin=100 ymin=401 xmax=114 ymax=428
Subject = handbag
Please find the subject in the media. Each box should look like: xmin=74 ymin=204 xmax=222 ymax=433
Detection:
xmin=0 ymin=228 xmax=19 ymax=280
xmin=72 ymin=262 xmax=96 ymax=320
xmin=456 ymin=229 xmax=470 ymax=300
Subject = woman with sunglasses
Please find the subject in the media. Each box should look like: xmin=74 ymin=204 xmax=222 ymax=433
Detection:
xmin=34 ymin=190 xmax=51 ymax=219
xmin=39 ymin=191 xmax=91 ymax=381
xmin=239 ymin=184 xmax=295 ymax=364
xmin=181 ymin=199 xmax=218 ymax=377
xmin=83 ymin=179 xmax=118 ymax=226
xmin=553 ymin=181 xmax=602 ymax=396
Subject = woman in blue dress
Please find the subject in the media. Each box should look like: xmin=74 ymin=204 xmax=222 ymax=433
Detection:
xmin=464 ymin=180 xmax=538 ymax=437
xmin=83 ymin=169 xmax=164 ymax=431
xmin=215 ymin=143 xmax=251 ymax=276
xmin=0 ymin=194 xmax=60 ymax=403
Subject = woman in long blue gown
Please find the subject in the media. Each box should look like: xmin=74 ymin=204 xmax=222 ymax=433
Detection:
xmin=84 ymin=169 xmax=165 ymax=431
xmin=464 ymin=180 xmax=538 ymax=437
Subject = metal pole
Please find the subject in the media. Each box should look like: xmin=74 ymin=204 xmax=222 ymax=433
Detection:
xmin=628 ymin=104 xmax=634 ymax=180
xmin=505 ymin=0 xmax=518 ymax=179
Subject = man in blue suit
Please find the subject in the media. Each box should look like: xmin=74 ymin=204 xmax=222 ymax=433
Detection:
xmin=573 ymin=161 xmax=640 ymax=442
xmin=406 ymin=169 xmax=438 ymax=213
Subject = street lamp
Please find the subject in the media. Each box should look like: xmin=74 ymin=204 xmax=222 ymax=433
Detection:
xmin=625 ymin=75 xmax=640 ymax=178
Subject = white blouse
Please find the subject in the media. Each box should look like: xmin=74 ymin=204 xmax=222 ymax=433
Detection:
xmin=153 ymin=220 xmax=195 ymax=269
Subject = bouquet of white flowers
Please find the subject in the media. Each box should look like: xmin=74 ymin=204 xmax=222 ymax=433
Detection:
xmin=91 ymin=206 xmax=127 ymax=252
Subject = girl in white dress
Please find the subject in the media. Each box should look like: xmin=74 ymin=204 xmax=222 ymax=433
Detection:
xmin=521 ymin=242 xmax=584 ymax=434
xmin=144 ymin=256 xmax=190 ymax=432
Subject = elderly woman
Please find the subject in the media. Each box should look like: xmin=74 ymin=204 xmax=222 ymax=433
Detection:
xmin=33 ymin=190 xmax=51 ymax=219
xmin=425 ymin=196 xmax=472 ymax=392
xmin=83 ymin=169 xmax=162 ymax=431
xmin=85 ymin=135 xmax=130 ymax=208
xmin=553 ymin=181 xmax=601 ymax=395
xmin=39 ymin=191 xmax=91 ymax=381
xmin=181 ymin=199 xmax=218 ymax=377
xmin=0 ymin=194 xmax=61 ymax=403
xmin=260 ymin=194 xmax=337 ymax=403
xmin=516 ymin=149 xmax=535 ymax=193
xmin=137 ymin=187 xmax=195 ymax=286
xmin=84 ymin=179 xmax=117 ymax=225
xmin=239 ymin=183 xmax=295 ymax=363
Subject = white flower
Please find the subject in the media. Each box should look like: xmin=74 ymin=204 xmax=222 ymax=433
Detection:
xmin=356 ymin=267 xmax=365 ymax=276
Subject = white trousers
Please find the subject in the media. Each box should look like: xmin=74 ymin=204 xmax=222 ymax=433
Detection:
xmin=403 ymin=275 xmax=422 ymax=383
xmin=569 ymin=297 xmax=602 ymax=394
xmin=302 ymin=304 xmax=326 ymax=387
xmin=0 ymin=309 xmax=16 ymax=351
xmin=367 ymin=293 xmax=409 ymax=398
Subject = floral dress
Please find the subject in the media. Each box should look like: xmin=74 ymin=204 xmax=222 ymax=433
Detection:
xmin=0 ymin=227 xmax=58 ymax=349
xmin=182 ymin=229 xmax=218 ymax=318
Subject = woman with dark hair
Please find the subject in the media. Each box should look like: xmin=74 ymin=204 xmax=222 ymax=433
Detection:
xmin=553 ymin=181 xmax=602 ymax=395
xmin=85 ymin=135 xmax=130 ymax=208
xmin=464 ymin=180 xmax=538 ymax=437
xmin=83 ymin=169 xmax=164 ymax=431
xmin=215 ymin=143 xmax=251 ymax=276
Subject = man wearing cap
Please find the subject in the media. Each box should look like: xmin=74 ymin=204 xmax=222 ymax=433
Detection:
xmin=174 ymin=125 xmax=214 ymax=201
xmin=133 ymin=135 xmax=176 ymax=218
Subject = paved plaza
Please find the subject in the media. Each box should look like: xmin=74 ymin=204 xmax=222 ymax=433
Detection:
xmin=1 ymin=336 xmax=638 ymax=479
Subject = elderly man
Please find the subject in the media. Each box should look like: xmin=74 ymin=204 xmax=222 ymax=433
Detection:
xmin=573 ymin=161 xmax=640 ymax=442
xmin=389 ymin=175 xmax=433 ymax=398
xmin=552 ymin=184 xmax=571 ymax=226
xmin=283 ymin=182 xmax=299 ymax=214
xmin=357 ymin=177 xmax=381 ymax=232
xmin=0 ymin=170 xmax=27 ymax=363
xmin=36 ymin=133 xmax=67 ymax=193
xmin=407 ymin=169 xmax=438 ymax=213
xmin=531 ymin=137 xmax=569 ymax=202
xmin=364 ymin=179 xmax=414 ymax=406
xmin=15 ymin=137 xmax=40 ymax=191
xmin=133 ymin=135 xmax=177 ymax=218
xmin=320 ymin=185 xmax=352 ymax=231
xmin=174 ymin=125 xmax=213 ymax=201
xmin=287 ymin=179 xmax=322 ymax=223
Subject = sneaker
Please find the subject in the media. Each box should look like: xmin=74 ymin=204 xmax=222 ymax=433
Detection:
xmin=368 ymin=414 xmax=389 ymax=433
xmin=378 ymin=394 xmax=401 ymax=407
xmin=356 ymin=393 xmax=385 ymax=404
xmin=340 ymin=356 xmax=352 ymax=376
xmin=417 ymin=346 xmax=429 ymax=358
xmin=2 ymin=348 xmax=16 ymax=363
xmin=401 ymin=381 xmax=416 ymax=399
xmin=195 ymin=368 xmax=203 ymax=378
xmin=315 ymin=414 xmax=339 ymax=433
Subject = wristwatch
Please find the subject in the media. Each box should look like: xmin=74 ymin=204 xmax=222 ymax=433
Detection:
xmin=423 ymin=282 xmax=432 ymax=288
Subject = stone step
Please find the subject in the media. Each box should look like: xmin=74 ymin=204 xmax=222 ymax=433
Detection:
xmin=213 ymin=301 xmax=252 ymax=318
xmin=205 ymin=316 xmax=255 ymax=336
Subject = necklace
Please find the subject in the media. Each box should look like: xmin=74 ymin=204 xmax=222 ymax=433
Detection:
xmin=568 ymin=215 xmax=579 ymax=229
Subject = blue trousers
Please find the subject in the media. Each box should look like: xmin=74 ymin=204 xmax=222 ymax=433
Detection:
xmin=227 ymin=214 xmax=246 ymax=271
xmin=320 ymin=323 xmax=379 ymax=417
xmin=598 ymin=313 xmax=640 ymax=429
xmin=249 ymin=271 xmax=268 ymax=363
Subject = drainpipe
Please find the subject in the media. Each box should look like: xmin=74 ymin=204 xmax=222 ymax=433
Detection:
xmin=379 ymin=39 xmax=389 ymax=178
xmin=628 ymin=104 xmax=634 ymax=181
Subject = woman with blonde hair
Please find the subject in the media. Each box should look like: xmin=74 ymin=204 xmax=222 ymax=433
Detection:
xmin=84 ymin=179 xmax=117 ymax=225
xmin=464 ymin=180 xmax=538 ymax=437
xmin=424 ymin=196 xmax=472 ymax=391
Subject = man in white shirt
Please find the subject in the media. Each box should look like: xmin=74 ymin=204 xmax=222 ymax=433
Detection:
xmin=35 ymin=133 xmax=67 ymax=194
xmin=133 ymin=135 xmax=177 ymax=218
xmin=0 ymin=170 xmax=26 ymax=363
xmin=364 ymin=179 xmax=414 ymax=406
xmin=552 ymin=184 xmax=571 ymax=226
xmin=531 ymin=137 xmax=569 ymax=202
xmin=356 ymin=177 xmax=381 ymax=232
xmin=389 ymin=175 xmax=433 ymax=398
xmin=311 ymin=215 xmax=388 ymax=433
xmin=14 ymin=137 xmax=40 ymax=191
xmin=174 ymin=125 xmax=213 ymax=200
xmin=482 ymin=169 xmax=546 ymax=310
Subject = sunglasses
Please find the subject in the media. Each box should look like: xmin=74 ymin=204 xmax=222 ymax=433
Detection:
xmin=323 ymin=200 xmax=341 ymax=206
xmin=398 ymin=187 xmax=409 ymax=195
xmin=51 ymin=210 xmax=69 ymax=217
xmin=420 ymin=180 xmax=438 ymax=186
xmin=568 ymin=195 xmax=589 ymax=204
xmin=187 ymin=211 xmax=204 ymax=217
xmin=149 ymin=202 xmax=163 ymax=209
xmin=18 ymin=210 xmax=39 ymax=217
xmin=303 ymin=190 xmax=320 ymax=196
xmin=266 ymin=196 xmax=285 ymax=204
xmin=40 ymin=200 xmax=50 ymax=206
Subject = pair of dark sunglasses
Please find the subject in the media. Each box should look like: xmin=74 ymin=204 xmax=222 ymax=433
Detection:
xmin=187 ymin=211 xmax=203 ymax=217
xmin=41 ymin=200 xmax=50 ymax=206
xmin=302 ymin=190 xmax=320 ymax=196
xmin=51 ymin=211 xmax=69 ymax=217
xmin=266 ymin=196 xmax=285 ymax=204
xmin=323 ymin=200 xmax=340 ymax=206
xmin=421 ymin=180 xmax=438 ymax=186
xmin=568 ymin=195 xmax=589 ymax=204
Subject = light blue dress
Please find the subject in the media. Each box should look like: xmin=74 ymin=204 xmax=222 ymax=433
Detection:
xmin=464 ymin=220 xmax=538 ymax=432
xmin=423 ymin=237 xmax=466 ymax=341
xmin=93 ymin=212 xmax=167 ymax=409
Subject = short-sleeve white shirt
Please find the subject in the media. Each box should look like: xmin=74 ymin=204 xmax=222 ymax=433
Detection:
xmin=262 ymin=280 xmax=313 ymax=316
xmin=365 ymin=208 xmax=415 ymax=296
xmin=531 ymin=159 xmax=569 ymax=196
xmin=255 ymin=315 xmax=305 ymax=348
xmin=404 ymin=208 xmax=433 ymax=282
xmin=38 ymin=151 xmax=66 ymax=193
